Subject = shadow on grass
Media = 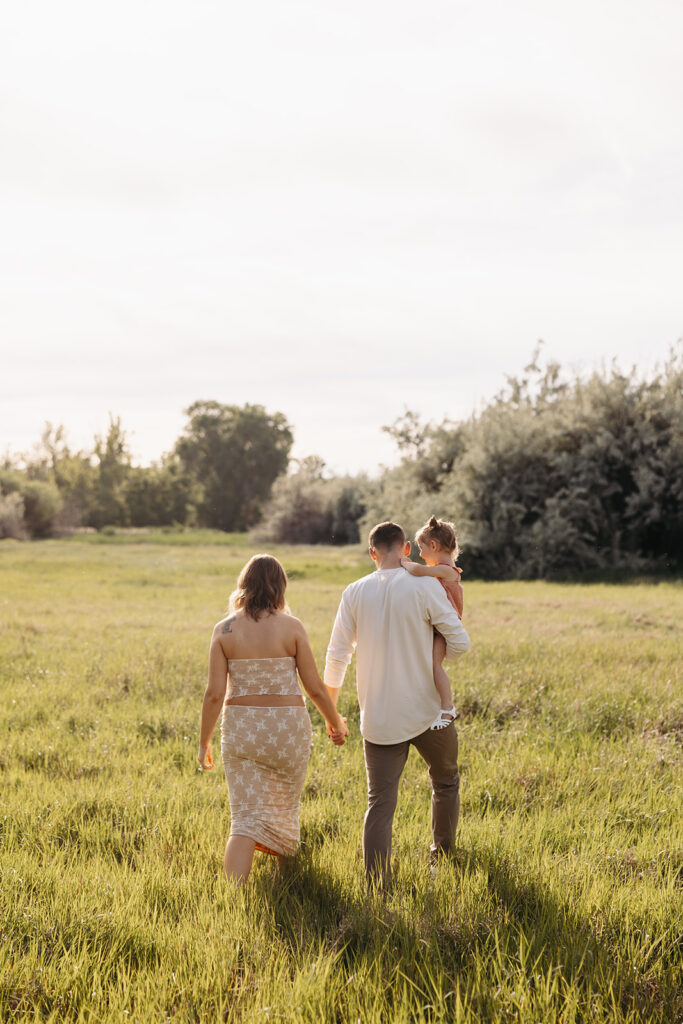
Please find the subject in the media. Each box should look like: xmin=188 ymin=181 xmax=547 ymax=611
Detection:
xmin=265 ymin=845 xmax=400 ymax=955
xmin=260 ymin=843 xmax=444 ymax=1011
xmin=455 ymin=844 xmax=677 ymax=1022
xmin=258 ymin=842 xmax=677 ymax=1023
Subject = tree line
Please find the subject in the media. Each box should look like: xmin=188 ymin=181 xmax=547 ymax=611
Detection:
xmin=0 ymin=401 xmax=292 ymax=538
xmin=362 ymin=348 xmax=683 ymax=577
xmin=2 ymin=349 xmax=681 ymax=576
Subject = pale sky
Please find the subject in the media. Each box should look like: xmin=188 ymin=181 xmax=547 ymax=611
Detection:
xmin=2 ymin=0 xmax=682 ymax=473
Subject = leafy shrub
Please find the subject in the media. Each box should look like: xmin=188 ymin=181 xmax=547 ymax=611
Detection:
xmin=0 ymin=472 xmax=62 ymax=538
xmin=20 ymin=480 xmax=63 ymax=537
xmin=0 ymin=490 xmax=27 ymax=539
xmin=370 ymin=347 xmax=683 ymax=577
xmin=124 ymin=462 xmax=195 ymax=527
xmin=253 ymin=458 xmax=368 ymax=545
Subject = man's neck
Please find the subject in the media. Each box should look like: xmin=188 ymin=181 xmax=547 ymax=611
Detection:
xmin=374 ymin=553 xmax=403 ymax=570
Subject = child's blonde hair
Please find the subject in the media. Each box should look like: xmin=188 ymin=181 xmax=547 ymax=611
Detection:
xmin=415 ymin=515 xmax=460 ymax=560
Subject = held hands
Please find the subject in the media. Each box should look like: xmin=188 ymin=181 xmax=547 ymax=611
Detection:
xmin=326 ymin=716 xmax=349 ymax=746
xmin=198 ymin=743 xmax=214 ymax=770
xmin=401 ymin=556 xmax=418 ymax=574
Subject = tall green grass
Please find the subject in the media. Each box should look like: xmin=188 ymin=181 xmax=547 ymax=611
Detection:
xmin=1 ymin=539 xmax=680 ymax=1022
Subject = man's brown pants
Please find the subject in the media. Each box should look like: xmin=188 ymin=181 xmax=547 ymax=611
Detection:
xmin=363 ymin=724 xmax=460 ymax=887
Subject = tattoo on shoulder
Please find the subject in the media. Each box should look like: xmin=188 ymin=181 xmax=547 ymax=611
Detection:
xmin=221 ymin=617 xmax=236 ymax=634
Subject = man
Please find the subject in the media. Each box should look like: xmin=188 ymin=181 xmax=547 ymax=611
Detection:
xmin=324 ymin=521 xmax=470 ymax=887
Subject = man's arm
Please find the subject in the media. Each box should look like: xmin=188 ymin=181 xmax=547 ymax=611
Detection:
xmin=324 ymin=587 xmax=357 ymax=690
xmin=424 ymin=582 xmax=470 ymax=660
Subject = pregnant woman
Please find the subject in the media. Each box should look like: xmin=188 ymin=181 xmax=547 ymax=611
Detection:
xmin=198 ymin=554 xmax=348 ymax=883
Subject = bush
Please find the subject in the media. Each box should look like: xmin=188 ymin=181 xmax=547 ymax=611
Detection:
xmin=374 ymin=347 xmax=683 ymax=578
xmin=0 ymin=472 xmax=62 ymax=539
xmin=253 ymin=459 xmax=369 ymax=545
xmin=20 ymin=480 xmax=64 ymax=538
xmin=0 ymin=490 xmax=27 ymax=539
xmin=124 ymin=462 xmax=195 ymax=527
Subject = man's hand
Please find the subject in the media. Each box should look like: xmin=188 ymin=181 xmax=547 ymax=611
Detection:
xmin=198 ymin=743 xmax=214 ymax=770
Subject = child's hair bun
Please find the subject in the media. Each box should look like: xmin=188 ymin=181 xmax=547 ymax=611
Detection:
xmin=416 ymin=514 xmax=459 ymax=557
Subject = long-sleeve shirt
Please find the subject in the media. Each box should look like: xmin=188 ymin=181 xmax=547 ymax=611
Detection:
xmin=324 ymin=567 xmax=470 ymax=744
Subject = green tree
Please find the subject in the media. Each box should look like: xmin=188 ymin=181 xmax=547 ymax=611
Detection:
xmin=125 ymin=458 xmax=196 ymax=527
xmin=175 ymin=402 xmax=293 ymax=531
xmin=90 ymin=417 xmax=131 ymax=529
xmin=29 ymin=423 xmax=96 ymax=529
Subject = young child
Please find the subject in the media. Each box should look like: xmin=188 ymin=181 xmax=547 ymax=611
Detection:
xmin=401 ymin=515 xmax=464 ymax=730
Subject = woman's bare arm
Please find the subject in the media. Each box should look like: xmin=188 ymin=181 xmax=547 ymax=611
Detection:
xmin=294 ymin=622 xmax=348 ymax=744
xmin=198 ymin=626 xmax=229 ymax=768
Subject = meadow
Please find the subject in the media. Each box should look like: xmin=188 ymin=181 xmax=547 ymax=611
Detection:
xmin=0 ymin=535 xmax=680 ymax=1023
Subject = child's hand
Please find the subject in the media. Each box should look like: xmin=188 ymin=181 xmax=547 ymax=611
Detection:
xmin=401 ymin=556 xmax=418 ymax=574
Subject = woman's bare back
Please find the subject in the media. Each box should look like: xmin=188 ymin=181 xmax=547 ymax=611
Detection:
xmin=216 ymin=609 xmax=300 ymax=661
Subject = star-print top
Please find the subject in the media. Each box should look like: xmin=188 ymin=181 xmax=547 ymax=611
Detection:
xmin=227 ymin=656 xmax=302 ymax=698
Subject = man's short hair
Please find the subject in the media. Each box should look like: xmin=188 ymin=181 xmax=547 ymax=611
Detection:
xmin=368 ymin=521 xmax=406 ymax=551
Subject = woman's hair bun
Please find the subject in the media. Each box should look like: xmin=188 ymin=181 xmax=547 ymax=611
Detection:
xmin=429 ymin=515 xmax=439 ymax=528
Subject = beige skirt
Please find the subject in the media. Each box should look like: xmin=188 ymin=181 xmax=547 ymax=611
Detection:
xmin=221 ymin=705 xmax=313 ymax=857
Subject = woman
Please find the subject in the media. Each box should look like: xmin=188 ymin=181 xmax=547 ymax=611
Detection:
xmin=198 ymin=553 xmax=348 ymax=883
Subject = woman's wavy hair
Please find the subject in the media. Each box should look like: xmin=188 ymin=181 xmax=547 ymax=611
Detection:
xmin=416 ymin=515 xmax=460 ymax=560
xmin=228 ymin=554 xmax=288 ymax=620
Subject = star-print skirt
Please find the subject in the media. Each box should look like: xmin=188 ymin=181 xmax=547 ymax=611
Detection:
xmin=221 ymin=705 xmax=313 ymax=857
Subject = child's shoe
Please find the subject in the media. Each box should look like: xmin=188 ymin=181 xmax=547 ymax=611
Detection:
xmin=430 ymin=706 xmax=458 ymax=730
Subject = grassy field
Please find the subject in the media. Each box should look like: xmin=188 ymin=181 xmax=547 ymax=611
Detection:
xmin=0 ymin=536 xmax=681 ymax=1023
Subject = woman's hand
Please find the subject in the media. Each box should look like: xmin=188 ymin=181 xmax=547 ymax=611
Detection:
xmin=326 ymin=716 xmax=349 ymax=746
xmin=401 ymin=556 xmax=418 ymax=574
xmin=198 ymin=743 xmax=214 ymax=770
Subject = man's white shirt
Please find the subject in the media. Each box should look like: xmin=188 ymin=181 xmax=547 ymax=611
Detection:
xmin=324 ymin=567 xmax=470 ymax=744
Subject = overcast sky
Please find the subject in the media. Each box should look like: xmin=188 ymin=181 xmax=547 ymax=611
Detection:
xmin=2 ymin=0 xmax=682 ymax=473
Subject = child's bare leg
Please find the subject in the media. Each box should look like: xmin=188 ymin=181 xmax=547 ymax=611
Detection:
xmin=432 ymin=632 xmax=452 ymax=710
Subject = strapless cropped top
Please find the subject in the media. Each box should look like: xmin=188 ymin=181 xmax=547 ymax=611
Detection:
xmin=227 ymin=656 xmax=301 ymax=698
